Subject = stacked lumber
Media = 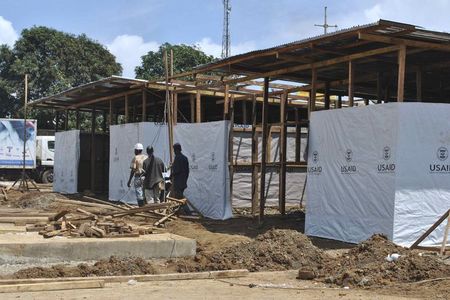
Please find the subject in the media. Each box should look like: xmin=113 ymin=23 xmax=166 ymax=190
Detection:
xmin=27 ymin=197 xmax=187 ymax=238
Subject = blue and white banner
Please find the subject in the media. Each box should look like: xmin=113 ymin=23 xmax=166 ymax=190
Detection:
xmin=0 ymin=119 xmax=36 ymax=169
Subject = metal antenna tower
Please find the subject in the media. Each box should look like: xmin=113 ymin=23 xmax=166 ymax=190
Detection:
xmin=314 ymin=6 xmax=337 ymax=34
xmin=221 ymin=0 xmax=231 ymax=58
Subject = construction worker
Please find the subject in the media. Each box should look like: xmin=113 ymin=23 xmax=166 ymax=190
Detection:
xmin=170 ymin=143 xmax=189 ymax=199
xmin=143 ymin=146 xmax=165 ymax=203
xmin=127 ymin=143 xmax=147 ymax=207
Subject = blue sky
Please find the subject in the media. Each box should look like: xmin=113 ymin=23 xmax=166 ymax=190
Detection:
xmin=1 ymin=0 xmax=450 ymax=77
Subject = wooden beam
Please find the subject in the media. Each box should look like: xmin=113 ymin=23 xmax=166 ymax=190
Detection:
xmin=358 ymin=32 xmax=450 ymax=52
xmin=68 ymin=89 xmax=142 ymax=109
xmin=190 ymin=94 xmax=195 ymax=123
xmin=348 ymin=60 xmax=355 ymax=107
xmin=90 ymin=107 xmax=96 ymax=193
xmin=75 ymin=109 xmax=80 ymax=129
xmin=242 ymin=101 xmax=248 ymax=124
xmin=279 ymin=92 xmax=287 ymax=215
xmin=416 ymin=69 xmax=422 ymax=102
xmin=397 ymin=45 xmax=407 ymax=102
xmin=259 ymin=77 xmax=269 ymax=223
xmin=64 ymin=110 xmax=69 ymax=130
xmin=142 ymin=89 xmax=147 ymax=121
xmin=108 ymin=100 xmax=113 ymax=125
xmin=411 ymin=209 xmax=450 ymax=249
xmin=0 ymin=280 xmax=105 ymax=293
xmin=124 ymin=95 xmax=129 ymax=123
xmin=55 ymin=111 xmax=59 ymax=132
xmin=196 ymin=91 xmax=201 ymax=123
xmin=337 ymin=95 xmax=342 ymax=108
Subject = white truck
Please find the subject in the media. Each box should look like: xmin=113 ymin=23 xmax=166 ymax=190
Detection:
xmin=35 ymin=136 xmax=55 ymax=183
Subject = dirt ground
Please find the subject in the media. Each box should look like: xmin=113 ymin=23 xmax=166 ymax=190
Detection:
xmin=1 ymin=189 xmax=450 ymax=299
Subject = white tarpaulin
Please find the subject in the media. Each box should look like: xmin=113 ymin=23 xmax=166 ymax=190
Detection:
xmin=0 ymin=119 xmax=37 ymax=169
xmin=174 ymin=121 xmax=232 ymax=220
xmin=109 ymin=121 xmax=231 ymax=220
xmin=53 ymin=130 xmax=80 ymax=194
xmin=305 ymin=103 xmax=450 ymax=247
xmin=109 ymin=123 xmax=169 ymax=203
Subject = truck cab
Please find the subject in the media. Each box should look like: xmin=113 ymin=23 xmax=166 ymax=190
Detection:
xmin=35 ymin=136 xmax=54 ymax=183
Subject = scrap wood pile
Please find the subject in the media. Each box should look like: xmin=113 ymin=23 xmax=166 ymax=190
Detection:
xmin=26 ymin=196 xmax=187 ymax=239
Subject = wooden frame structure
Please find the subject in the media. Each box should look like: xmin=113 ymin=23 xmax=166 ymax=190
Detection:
xmin=30 ymin=19 xmax=450 ymax=221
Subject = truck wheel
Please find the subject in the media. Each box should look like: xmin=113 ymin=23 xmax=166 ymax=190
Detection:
xmin=41 ymin=169 xmax=53 ymax=184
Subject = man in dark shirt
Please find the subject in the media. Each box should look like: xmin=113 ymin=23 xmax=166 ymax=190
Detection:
xmin=171 ymin=143 xmax=189 ymax=199
xmin=143 ymin=146 xmax=165 ymax=203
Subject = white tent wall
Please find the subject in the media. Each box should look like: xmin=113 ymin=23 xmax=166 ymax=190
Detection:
xmin=174 ymin=121 xmax=232 ymax=220
xmin=53 ymin=130 xmax=80 ymax=194
xmin=305 ymin=104 xmax=398 ymax=244
xmin=109 ymin=121 xmax=232 ymax=220
xmin=394 ymin=104 xmax=450 ymax=246
xmin=109 ymin=123 xmax=169 ymax=203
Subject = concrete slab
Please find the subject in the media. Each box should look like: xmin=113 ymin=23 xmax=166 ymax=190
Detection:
xmin=0 ymin=232 xmax=196 ymax=261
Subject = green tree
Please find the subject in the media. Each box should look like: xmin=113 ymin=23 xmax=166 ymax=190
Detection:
xmin=135 ymin=43 xmax=216 ymax=80
xmin=0 ymin=26 xmax=122 ymax=128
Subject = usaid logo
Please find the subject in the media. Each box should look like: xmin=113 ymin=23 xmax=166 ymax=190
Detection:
xmin=383 ymin=146 xmax=391 ymax=161
xmin=345 ymin=149 xmax=353 ymax=162
xmin=437 ymin=147 xmax=448 ymax=161
xmin=312 ymin=150 xmax=319 ymax=163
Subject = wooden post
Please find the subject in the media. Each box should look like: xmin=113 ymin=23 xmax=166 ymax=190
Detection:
xmin=64 ymin=110 xmax=69 ymax=130
xmin=190 ymin=94 xmax=195 ymax=123
xmin=55 ymin=111 xmax=60 ymax=132
xmin=164 ymin=50 xmax=174 ymax=163
xmin=364 ymin=98 xmax=369 ymax=106
xmin=324 ymin=81 xmax=330 ymax=110
xmin=377 ymin=72 xmax=383 ymax=104
xmin=196 ymin=91 xmax=201 ymax=123
xmin=440 ymin=215 xmax=450 ymax=256
xmin=223 ymin=84 xmax=230 ymax=119
xmin=295 ymin=108 xmax=301 ymax=162
xmin=259 ymin=77 xmax=270 ymax=223
xmin=142 ymin=89 xmax=147 ymax=122
xmin=108 ymin=100 xmax=113 ymax=126
xmin=124 ymin=95 xmax=129 ymax=123
xmin=242 ymin=101 xmax=248 ymax=124
xmin=102 ymin=110 xmax=107 ymax=133
xmin=279 ymin=92 xmax=287 ymax=215
xmin=90 ymin=106 xmax=96 ymax=193
xmin=173 ymin=92 xmax=178 ymax=125
xmin=75 ymin=109 xmax=80 ymax=130
xmin=228 ymin=94 xmax=235 ymax=203
xmin=348 ymin=60 xmax=354 ymax=107
xmin=309 ymin=68 xmax=317 ymax=116
xmin=397 ymin=45 xmax=406 ymax=102
xmin=416 ymin=70 xmax=422 ymax=102
xmin=337 ymin=95 xmax=342 ymax=108
xmin=251 ymin=94 xmax=259 ymax=216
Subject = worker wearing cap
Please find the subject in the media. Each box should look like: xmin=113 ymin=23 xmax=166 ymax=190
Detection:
xmin=171 ymin=143 xmax=189 ymax=199
xmin=127 ymin=143 xmax=148 ymax=207
xmin=143 ymin=146 xmax=165 ymax=203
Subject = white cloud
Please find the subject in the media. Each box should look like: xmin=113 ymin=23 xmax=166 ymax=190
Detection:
xmin=0 ymin=16 xmax=18 ymax=46
xmin=195 ymin=37 xmax=256 ymax=58
xmin=107 ymin=35 xmax=159 ymax=78
xmin=364 ymin=4 xmax=383 ymax=21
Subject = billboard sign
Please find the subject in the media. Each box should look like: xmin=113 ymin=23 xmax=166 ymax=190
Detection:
xmin=0 ymin=119 xmax=37 ymax=169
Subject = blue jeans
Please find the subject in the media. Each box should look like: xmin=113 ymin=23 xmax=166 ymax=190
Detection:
xmin=134 ymin=176 xmax=144 ymax=201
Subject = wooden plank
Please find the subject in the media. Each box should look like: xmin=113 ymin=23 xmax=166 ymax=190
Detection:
xmin=0 ymin=217 xmax=49 ymax=224
xmin=223 ymin=84 xmax=230 ymax=119
xmin=251 ymin=95 xmax=259 ymax=216
xmin=410 ymin=209 xmax=450 ymax=249
xmin=397 ymin=45 xmax=406 ymax=102
xmin=69 ymin=89 xmax=142 ymax=110
xmin=196 ymin=91 xmax=201 ymax=123
xmin=377 ymin=72 xmax=383 ymax=104
xmin=279 ymin=92 xmax=287 ymax=215
xmin=108 ymin=100 xmax=113 ymax=125
xmin=358 ymin=32 xmax=450 ymax=52
xmin=173 ymin=92 xmax=178 ymax=125
xmin=0 ymin=280 xmax=104 ymax=293
xmin=348 ymin=60 xmax=354 ymax=107
xmin=259 ymin=77 xmax=270 ymax=223
xmin=0 ymin=270 xmax=249 ymax=285
xmin=48 ymin=210 xmax=70 ymax=222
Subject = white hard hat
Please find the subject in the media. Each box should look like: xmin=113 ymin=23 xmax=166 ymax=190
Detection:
xmin=134 ymin=143 xmax=144 ymax=150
